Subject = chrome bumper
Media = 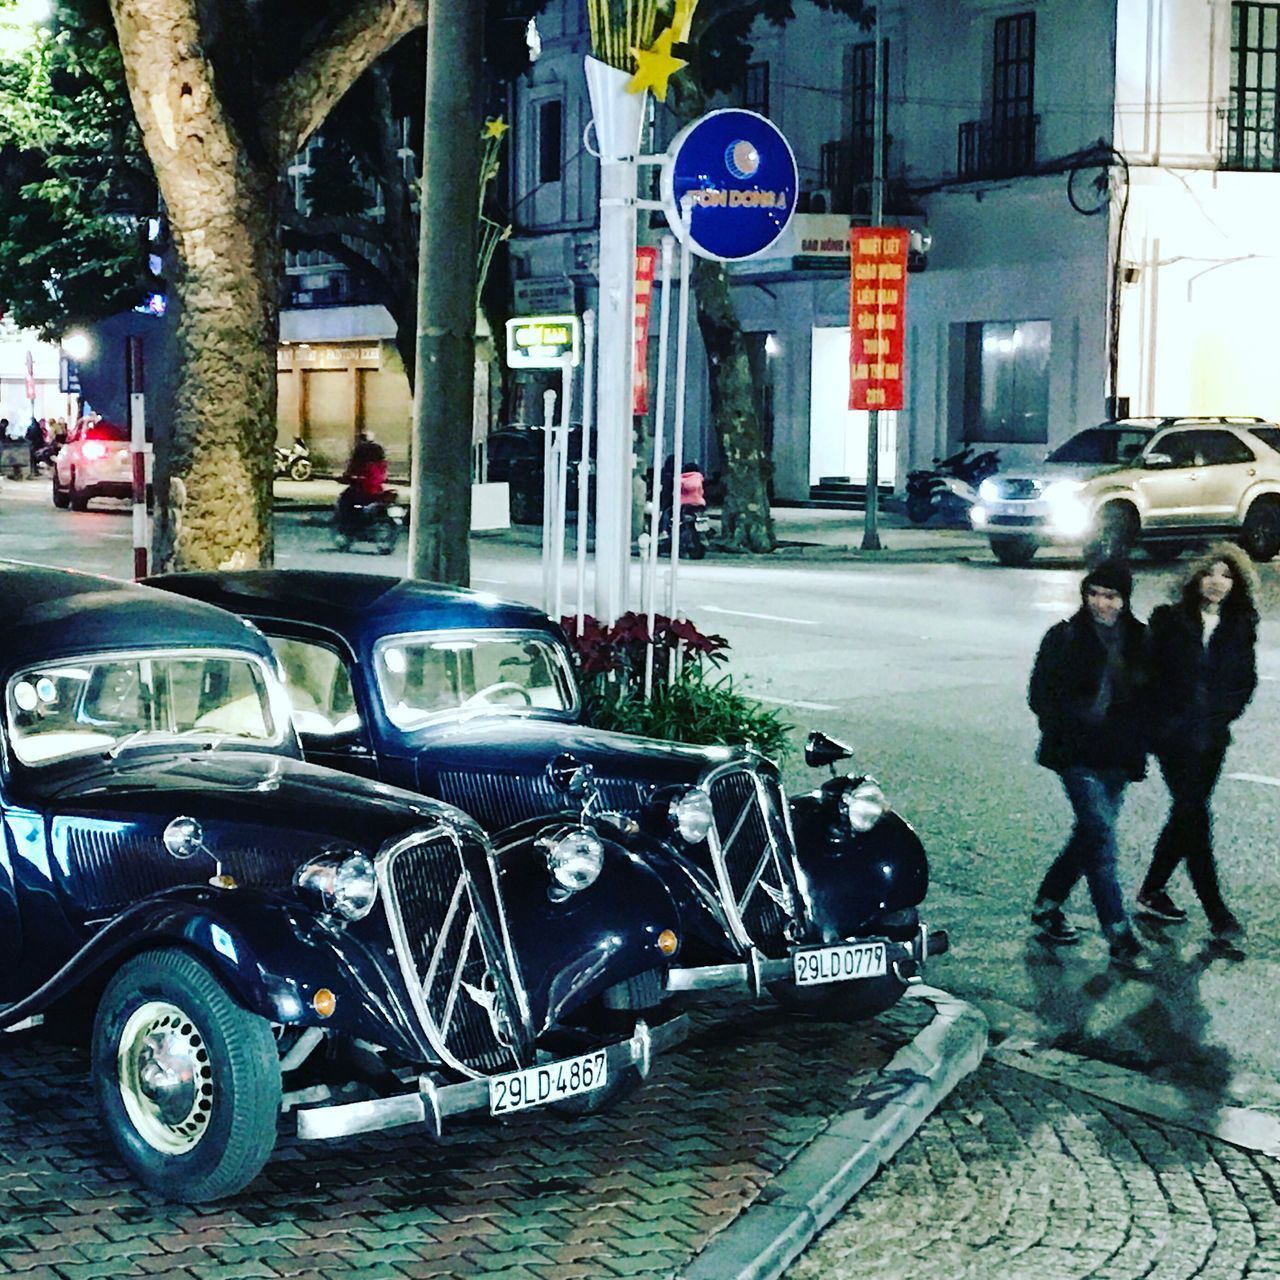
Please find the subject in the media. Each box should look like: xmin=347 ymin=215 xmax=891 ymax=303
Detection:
xmin=294 ymin=1012 xmax=689 ymax=1142
xmin=665 ymin=923 xmax=949 ymax=995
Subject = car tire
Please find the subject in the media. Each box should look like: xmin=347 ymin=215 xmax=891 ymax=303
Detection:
xmin=905 ymin=493 xmax=934 ymax=524
xmin=51 ymin=471 xmax=70 ymax=509
xmin=768 ymin=972 xmax=910 ymax=1022
xmin=989 ymin=535 xmax=1036 ymax=567
xmin=1241 ymin=499 xmax=1280 ymax=562
xmin=92 ymin=949 xmax=281 ymax=1202
xmin=1087 ymin=502 xmax=1137 ymax=562
xmin=288 ymin=458 xmax=313 ymax=482
xmin=69 ymin=469 xmax=89 ymax=512
xmin=1144 ymin=542 xmax=1186 ymax=563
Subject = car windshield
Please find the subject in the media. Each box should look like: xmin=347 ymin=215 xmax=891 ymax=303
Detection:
xmin=1046 ymin=427 xmax=1152 ymax=465
xmin=7 ymin=650 xmax=283 ymax=765
xmin=373 ymin=631 xmax=576 ymax=730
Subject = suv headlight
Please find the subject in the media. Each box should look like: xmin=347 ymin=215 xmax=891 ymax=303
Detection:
xmin=978 ymin=478 xmax=1001 ymax=503
xmin=842 ymin=779 xmax=888 ymax=833
xmin=669 ymin=787 xmax=714 ymax=843
xmin=541 ymin=826 xmax=605 ymax=893
xmin=295 ymin=849 xmax=378 ymax=921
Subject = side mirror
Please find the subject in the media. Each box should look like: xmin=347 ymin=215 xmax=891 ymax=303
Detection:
xmin=804 ymin=731 xmax=853 ymax=770
xmin=1142 ymin=452 xmax=1174 ymax=469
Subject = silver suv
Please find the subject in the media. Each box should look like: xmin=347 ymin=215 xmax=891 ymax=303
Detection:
xmin=972 ymin=417 xmax=1280 ymax=565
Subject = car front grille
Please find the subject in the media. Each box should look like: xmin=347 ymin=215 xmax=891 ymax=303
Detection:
xmin=380 ymin=827 xmax=528 ymax=1077
xmin=705 ymin=765 xmax=803 ymax=957
xmin=433 ymin=770 xmax=647 ymax=833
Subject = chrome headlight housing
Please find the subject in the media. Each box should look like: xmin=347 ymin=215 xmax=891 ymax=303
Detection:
xmin=669 ymin=787 xmax=714 ymax=843
xmin=540 ymin=826 xmax=605 ymax=894
xmin=294 ymin=848 xmax=378 ymax=921
xmin=841 ymin=778 xmax=888 ymax=833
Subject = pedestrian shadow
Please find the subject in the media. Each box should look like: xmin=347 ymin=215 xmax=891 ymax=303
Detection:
xmin=1021 ymin=930 xmax=1234 ymax=1115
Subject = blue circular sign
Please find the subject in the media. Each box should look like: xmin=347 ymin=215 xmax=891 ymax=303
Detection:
xmin=661 ymin=109 xmax=798 ymax=262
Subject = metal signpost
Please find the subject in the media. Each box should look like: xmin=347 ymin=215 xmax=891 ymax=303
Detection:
xmin=124 ymin=337 xmax=151 ymax=580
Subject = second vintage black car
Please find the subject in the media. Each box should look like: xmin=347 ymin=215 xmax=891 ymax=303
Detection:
xmin=0 ymin=565 xmax=685 ymax=1201
xmin=150 ymin=571 xmax=949 ymax=1022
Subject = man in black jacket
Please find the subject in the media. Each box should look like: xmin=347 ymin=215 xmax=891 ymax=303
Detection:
xmin=1028 ymin=560 xmax=1149 ymax=966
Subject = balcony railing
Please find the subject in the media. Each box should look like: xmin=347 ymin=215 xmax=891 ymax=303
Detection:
xmin=1219 ymin=102 xmax=1280 ymax=171
xmin=956 ymin=114 xmax=1039 ymax=180
xmin=815 ymin=139 xmax=879 ymax=214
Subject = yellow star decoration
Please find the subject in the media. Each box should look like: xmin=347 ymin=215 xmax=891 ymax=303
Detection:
xmin=482 ymin=116 xmax=510 ymax=140
xmin=626 ymin=26 xmax=687 ymax=101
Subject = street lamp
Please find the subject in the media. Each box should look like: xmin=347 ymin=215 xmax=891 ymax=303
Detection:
xmin=61 ymin=331 xmax=92 ymax=362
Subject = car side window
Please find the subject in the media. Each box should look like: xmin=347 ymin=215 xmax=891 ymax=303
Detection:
xmin=1197 ymin=431 xmax=1255 ymax=466
xmin=1151 ymin=432 xmax=1200 ymax=467
xmin=267 ymin=636 xmax=362 ymax=738
xmin=1117 ymin=432 xmax=1149 ymax=464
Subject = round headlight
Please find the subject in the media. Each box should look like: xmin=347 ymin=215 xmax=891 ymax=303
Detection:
xmin=669 ymin=788 xmax=714 ymax=843
xmin=842 ymin=780 xmax=888 ymax=833
xmin=295 ymin=850 xmax=378 ymax=921
xmin=978 ymin=478 xmax=1001 ymax=503
xmin=543 ymin=827 xmax=605 ymax=893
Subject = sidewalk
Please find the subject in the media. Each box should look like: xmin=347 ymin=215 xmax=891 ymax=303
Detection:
xmin=273 ymin=479 xmax=991 ymax=564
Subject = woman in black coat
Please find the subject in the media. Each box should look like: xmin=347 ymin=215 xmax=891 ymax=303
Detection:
xmin=1136 ymin=543 xmax=1259 ymax=940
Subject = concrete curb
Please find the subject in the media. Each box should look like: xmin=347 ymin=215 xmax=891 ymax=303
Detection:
xmin=678 ymin=984 xmax=988 ymax=1280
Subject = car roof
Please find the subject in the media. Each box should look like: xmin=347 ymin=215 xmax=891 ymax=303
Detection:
xmin=0 ymin=562 xmax=276 ymax=672
xmin=147 ymin=571 xmax=561 ymax=647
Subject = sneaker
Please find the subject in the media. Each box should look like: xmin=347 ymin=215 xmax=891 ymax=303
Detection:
xmin=1210 ymin=913 xmax=1245 ymax=944
xmin=1108 ymin=929 xmax=1148 ymax=971
xmin=1136 ymin=889 xmax=1188 ymax=923
xmin=1031 ymin=903 xmax=1080 ymax=944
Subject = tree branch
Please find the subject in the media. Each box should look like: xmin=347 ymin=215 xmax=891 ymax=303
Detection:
xmin=269 ymin=0 xmax=427 ymax=163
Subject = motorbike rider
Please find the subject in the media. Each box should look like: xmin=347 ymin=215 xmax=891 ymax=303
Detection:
xmin=337 ymin=431 xmax=391 ymax=523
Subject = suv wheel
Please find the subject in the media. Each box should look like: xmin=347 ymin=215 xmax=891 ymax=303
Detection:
xmin=1088 ymin=503 xmax=1137 ymax=562
xmin=51 ymin=470 xmax=70 ymax=509
xmin=990 ymin=535 xmax=1036 ymax=567
xmin=1241 ymin=499 xmax=1280 ymax=562
xmin=69 ymin=469 xmax=89 ymax=512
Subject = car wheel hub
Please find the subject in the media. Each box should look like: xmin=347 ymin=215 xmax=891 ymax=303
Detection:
xmin=117 ymin=1001 xmax=214 ymax=1154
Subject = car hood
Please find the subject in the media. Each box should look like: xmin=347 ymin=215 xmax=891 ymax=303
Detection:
xmin=408 ymin=717 xmax=755 ymax=831
xmin=38 ymin=750 xmax=463 ymax=852
xmin=995 ymin=460 xmax=1106 ymax=485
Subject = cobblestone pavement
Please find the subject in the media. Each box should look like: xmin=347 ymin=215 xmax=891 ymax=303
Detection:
xmin=0 ymin=995 xmax=940 ymax=1280
xmin=789 ymin=1060 xmax=1280 ymax=1280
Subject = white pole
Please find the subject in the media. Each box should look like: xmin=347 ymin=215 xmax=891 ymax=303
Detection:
xmin=541 ymin=387 xmax=557 ymax=614
xmin=126 ymin=337 xmax=150 ymax=580
xmin=576 ymin=310 xmax=596 ymax=632
xmin=667 ymin=205 xmax=693 ymax=619
xmin=584 ymin=57 xmax=645 ymax=624
xmin=550 ymin=355 xmax=573 ymax=621
xmin=644 ymin=235 xmax=675 ymax=700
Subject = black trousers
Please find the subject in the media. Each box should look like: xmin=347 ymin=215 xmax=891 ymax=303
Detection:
xmin=1140 ymin=741 xmax=1230 ymax=924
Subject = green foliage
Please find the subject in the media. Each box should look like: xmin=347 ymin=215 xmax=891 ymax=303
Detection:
xmin=560 ymin=612 xmax=792 ymax=761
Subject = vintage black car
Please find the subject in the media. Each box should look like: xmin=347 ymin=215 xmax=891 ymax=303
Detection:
xmin=0 ymin=566 xmax=684 ymax=1201
xmin=151 ymin=571 xmax=948 ymax=1021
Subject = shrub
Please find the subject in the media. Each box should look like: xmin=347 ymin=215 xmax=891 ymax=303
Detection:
xmin=559 ymin=612 xmax=792 ymax=761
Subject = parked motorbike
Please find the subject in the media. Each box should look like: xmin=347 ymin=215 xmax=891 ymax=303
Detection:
xmin=274 ymin=436 xmax=313 ymax=482
xmin=333 ymin=488 xmax=403 ymax=555
xmin=656 ymin=461 xmax=710 ymax=559
xmin=904 ymin=446 xmax=1000 ymax=525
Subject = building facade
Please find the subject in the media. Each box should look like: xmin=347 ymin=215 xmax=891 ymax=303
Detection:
xmin=508 ymin=0 xmax=1278 ymax=500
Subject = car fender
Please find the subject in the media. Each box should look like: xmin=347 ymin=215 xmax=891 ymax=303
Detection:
xmin=492 ymin=823 xmax=682 ymax=1032
xmin=1086 ymin=482 xmax=1144 ymax=520
xmin=789 ymin=799 xmax=929 ymax=941
xmin=1235 ymin=478 xmax=1280 ymax=519
xmin=0 ymin=886 xmax=431 ymax=1060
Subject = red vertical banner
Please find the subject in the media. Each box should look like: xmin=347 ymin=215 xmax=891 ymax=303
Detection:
xmin=633 ymin=246 xmax=659 ymax=415
xmin=848 ymin=227 xmax=908 ymax=411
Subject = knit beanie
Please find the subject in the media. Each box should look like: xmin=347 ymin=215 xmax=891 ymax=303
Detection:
xmin=1081 ymin=559 xmax=1133 ymax=604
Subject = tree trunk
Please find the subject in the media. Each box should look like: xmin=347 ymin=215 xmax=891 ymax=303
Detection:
xmin=408 ymin=0 xmax=483 ymax=585
xmin=692 ymin=258 xmax=776 ymax=553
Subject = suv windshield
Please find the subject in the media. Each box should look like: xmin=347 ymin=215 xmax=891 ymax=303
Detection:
xmin=374 ymin=631 xmax=576 ymax=730
xmin=1046 ymin=427 xmax=1152 ymax=465
xmin=7 ymin=651 xmax=283 ymax=764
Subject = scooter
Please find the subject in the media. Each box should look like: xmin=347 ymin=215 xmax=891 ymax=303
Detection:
xmin=904 ymin=447 xmax=1000 ymax=525
xmin=658 ymin=506 xmax=710 ymax=559
xmin=333 ymin=488 xmax=403 ymax=555
xmin=274 ymin=437 xmax=313 ymax=482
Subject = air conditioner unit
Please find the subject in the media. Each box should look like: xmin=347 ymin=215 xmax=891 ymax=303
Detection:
xmin=807 ymin=188 xmax=836 ymax=214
